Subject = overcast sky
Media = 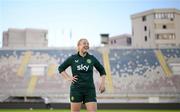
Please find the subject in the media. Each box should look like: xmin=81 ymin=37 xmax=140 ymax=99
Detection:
xmin=0 ymin=0 xmax=179 ymax=47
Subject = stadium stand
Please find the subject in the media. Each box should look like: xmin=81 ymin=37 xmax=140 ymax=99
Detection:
xmin=0 ymin=48 xmax=180 ymax=104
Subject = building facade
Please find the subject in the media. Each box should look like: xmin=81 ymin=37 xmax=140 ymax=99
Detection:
xmin=108 ymin=34 xmax=131 ymax=47
xmin=3 ymin=28 xmax=48 ymax=48
xmin=131 ymin=8 xmax=180 ymax=48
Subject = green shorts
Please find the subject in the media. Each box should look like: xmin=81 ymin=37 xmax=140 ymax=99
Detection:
xmin=70 ymin=87 xmax=97 ymax=104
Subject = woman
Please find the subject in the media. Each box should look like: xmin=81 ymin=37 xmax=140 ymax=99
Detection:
xmin=58 ymin=38 xmax=106 ymax=112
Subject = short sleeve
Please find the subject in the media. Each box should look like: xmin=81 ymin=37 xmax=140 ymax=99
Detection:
xmin=93 ymin=56 xmax=106 ymax=76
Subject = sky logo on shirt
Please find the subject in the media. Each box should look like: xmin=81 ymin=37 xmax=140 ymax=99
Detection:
xmin=77 ymin=64 xmax=89 ymax=71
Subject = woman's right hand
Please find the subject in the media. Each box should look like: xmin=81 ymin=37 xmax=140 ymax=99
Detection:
xmin=60 ymin=71 xmax=78 ymax=83
xmin=68 ymin=75 xmax=78 ymax=83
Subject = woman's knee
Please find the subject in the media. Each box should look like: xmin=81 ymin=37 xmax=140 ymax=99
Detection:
xmin=85 ymin=102 xmax=97 ymax=112
xmin=71 ymin=102 xmax=81 ymax=112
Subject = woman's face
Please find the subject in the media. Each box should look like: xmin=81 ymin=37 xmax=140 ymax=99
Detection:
xmin=78 ymin=39 xmax=89 ymax=54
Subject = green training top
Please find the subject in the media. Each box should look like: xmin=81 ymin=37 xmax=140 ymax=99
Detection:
xmin=58 ymin=52 xmax=106 ymax=89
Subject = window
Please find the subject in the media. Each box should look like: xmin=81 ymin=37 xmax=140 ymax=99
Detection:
xmin=142 ymin=16 xmax=146 ymax=21
xmin=114 ymin=40 xmax=116 ymax=44
xmin=162 ymin=25 xmax=167 ymax=29
xmin=144 ymin=26 xmax=147 ymax=31
xmin=127 ymin=38 xmax=131 ymax=45
xmin=44 ymin=33 xmax=47 ymax=38
xmin=144 ymin=36 xmax=147 ymax=41
xmin=155 ymin=13 xmax=158 ymax=19
xmin=44 ymin=33 xmax=47 ymax=40
xmin=156 ymin=33 xmax=176 ymax=40
xmin=132 ymin=27 xmax=134 ymax=36
xmin=154 ymin=12 xmax=174 ymax=20
xmin=156 ymin=34 xmax=159 ymax=39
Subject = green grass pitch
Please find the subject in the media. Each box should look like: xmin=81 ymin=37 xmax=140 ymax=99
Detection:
xmin=0 ymin=109 xmax=180 ymax=112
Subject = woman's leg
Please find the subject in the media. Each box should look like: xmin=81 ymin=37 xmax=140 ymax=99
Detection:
xmin=85 ymin=102 xmax=97 ymax=112
xmin=71 ymin=102 xmax=81 ymax=112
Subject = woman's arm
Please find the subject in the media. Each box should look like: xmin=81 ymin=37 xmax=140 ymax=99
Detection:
xmin=92 ymin=56 xmax=106 ymax=93
xmin=58 ymin=55 xmax=78 ymax=83
xmin=61 ymin=71 xmax=78 ymax=83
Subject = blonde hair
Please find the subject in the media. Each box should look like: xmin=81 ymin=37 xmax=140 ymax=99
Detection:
xmin=77 ymin=38 xmax=88 ymax=51
xmin=77 ymin=38 xmax=87 ymax=46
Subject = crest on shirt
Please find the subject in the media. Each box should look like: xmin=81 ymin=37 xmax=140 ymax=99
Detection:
xmin=71 ymin=96 xmax=74 ymax=101
xmin=86 ymin=59 xmax=91 ymax=64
